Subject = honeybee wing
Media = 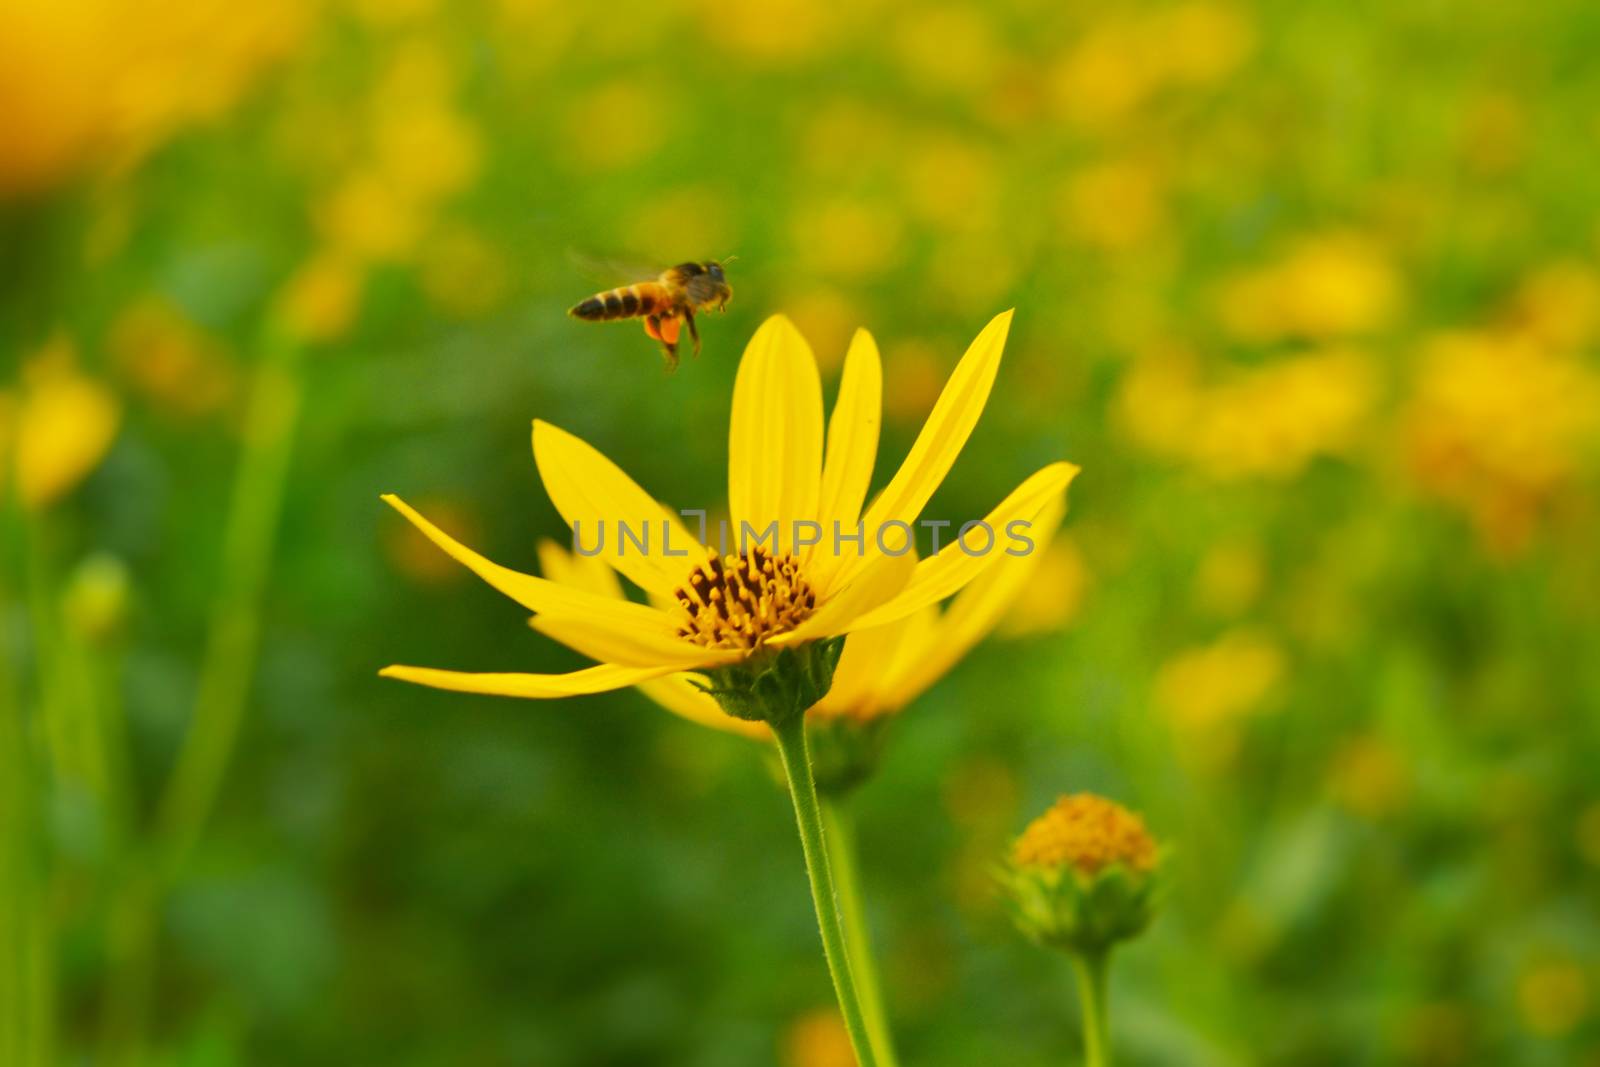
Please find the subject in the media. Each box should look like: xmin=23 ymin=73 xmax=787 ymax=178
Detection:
xmin=566 ymin=247 xmax=660 ymax=286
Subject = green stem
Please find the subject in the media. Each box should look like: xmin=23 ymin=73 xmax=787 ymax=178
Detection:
xmin=101 ymin=331 xmax=304 ymax=1066
xmin=819 ymin=798 xmax=899 ymax=1067
xmin=1071 ymin=950 xmax=1112 ymax=1067
xmin=0 ymin=550 xmax=31 ymax=1067
xmin=769 ymin=715 xmax=879 ymax=1067
xmin=4 ymin=494 xmax=55 ymax=1067
xmin=155 ymin=334 xmax=303 ymax=874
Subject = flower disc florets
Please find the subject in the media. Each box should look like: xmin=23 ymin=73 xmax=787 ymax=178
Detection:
xmin=1013 ymin=794 xmax=1159 ymax=877
xmin=675 ymin=544 xmax=817 ymax=650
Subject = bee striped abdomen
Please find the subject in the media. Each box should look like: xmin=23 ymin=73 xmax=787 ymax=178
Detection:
xmin=570 ymin=283 xmax=660 ymax=321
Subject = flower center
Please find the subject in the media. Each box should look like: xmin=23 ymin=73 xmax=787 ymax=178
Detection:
xmin=674 ymin=544 xmax=817 ymax=651
xmin=1013 ymin=794 xmax=1158 ymax=877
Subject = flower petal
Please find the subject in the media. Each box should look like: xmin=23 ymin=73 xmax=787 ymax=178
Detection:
xmin=380 ymin=661 xmax=675 ymax=698
xmin=888 ymin=494 xmax=1067 ymax=704
xmin=530 ymin=613 xmax=743 ymax=670
xmin=833 ymin=310 xmax=1013 ymax=590
xmin=536 ymin=538 xmax=625 ymax=599
xmin=810 ymin=328 xmax=882 ymax=584
xmin=845 ymin=460 xmax=1078 ymax=631
xmin=768 ymin=550 xmax=917 ymax=646
xmin=812 ymin=609 xmax=914 ymax=716
xmin=532 ymin=420 xmax=700 ymax=596
xmin=635 ymin=674 xmax=770 ymax=739
xmin=383 ymin=494 xmax=676 ymax=636
xmin=873 ymin=604 xmax=943 ymax=704
xmin=727 ymin=315 xmax=823 ymax=553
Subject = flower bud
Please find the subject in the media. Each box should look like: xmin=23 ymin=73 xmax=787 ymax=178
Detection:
xmin=62 ymin=553 xmax=131 ymax=642
xmin=998 ymin=793 xmax=1161 ymax=955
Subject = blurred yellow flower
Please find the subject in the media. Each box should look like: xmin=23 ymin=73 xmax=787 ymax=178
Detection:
xmin=1399 ymin=1001 xmax=1474 ymax=1065
xmin=374 ymin=37 xmax=460 ymax=105
xmin=1517 ymin=959 xmax=1590 ymax=1038
xmin=1151 ymin=2 xmax=1255 ymax=85
xmin=782 ymin=289 xmax=864 ymax=375
xmin=1192 ymin=540 xmax=1263 ymax=618
xmin=347 ymin=0 xmax=438 ymax=27
xmin=371 ymin=101 xmax=483 ymax=202
xmin=904 ymin=136 xmax=998 ymax=234
xmin=1577 ymin=802 xmax=1600 ymax=868
xmin=700 ymin=0 xmax=837 ymax=65
xmin=0 ymin=336 xmax=121 ymax=509
xmin=781 ymin=1008 xmax=855 ymax=1067
xmin=109 ymin=297 xmax=237 ymax=417
xmin=381 ymin=314 xmax=1078 ymax=711
xmin=792 ymin=198 xmax=906 ymax=280
xmin=276 ymin=253 xmax=367 ymax=344
xmin=926 ymin=236 xmax=1025 ymax=316
xmin=1155 ymin=628 xmax=1282 ymax=733
xmin=63 ymin=553 xmax=132 ymax=642
xmin=302 ymin=38 xmax=481 ymax=272
xmin=316 ymin=169 xmax=426 ymax=263
xmin=1507 ymin=259 xmax=1600 ymax=352
xmin=563 ymin=81 xmax=670 ymax=171
xmin=1326 ymin=735 xmax=1410 ymax=820
xmin=801 ymin=100 xmax=897 ymax=180
xmin=996 ymin=535 xmax=1089 ymax=638
xmin=1059 ymin=159 xmax=1166 ymax=251
xmin=0 ymin=0 xmax=306 ymax=195
xmin=1459 ymin=91 xmax=1524 ymax=176
xmin=881 ymin=339 xmax=947 ymax=425
xmin=893 ymin=6 xmax=1000 ymax=96
xmin=383 ymin=495 xmax=481 ymax=587
xmin=1051 ymin=22 xmax=1158 ymax=128
xmin=1217 ymin=233 xmax=1401 ymax=342
xmin=1051 ymin=3 xmax=1251 ymax=130
xmin=1117 ymin=346 xmax=1377 ymax=480
xmin=1403 ymin=330 xmax=1600 ymax=553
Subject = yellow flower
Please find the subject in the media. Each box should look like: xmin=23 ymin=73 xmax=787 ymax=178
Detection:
xmin=780 ymin=1008 xmax=855 ymax=1067
xmin=1117 ymin=345 xmax=1377 ymax=481
xmin=1154 ymin=628 xmax=1283 ymax=733
xmin=1217 ymin=232 xmax=1400 ymax=342
xmin=380 ymin=313 xmax=1078 ymax=716
xmin=275 ymin=252 xmax=366 ymax=344
xmin=0 ymin=0 xmax=305 ymax=195
xmin=1518 ymin=959 xmax=1590 ymax=1037
xmin=108 ymin=296 xmax=237 ymax=417
xmin=1403 ymin=330 xmax=1600 ymax=553
xmin=1059 ymin=159 xmax=1165 ymax=251
xmin=1326 ymin=734 xmax=1409 ymax=820
xmin=0 ymin=336 xmax=121 ymax=509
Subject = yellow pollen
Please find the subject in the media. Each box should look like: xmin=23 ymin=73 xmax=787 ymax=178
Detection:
xmin=1013 ymin=793 xmax=1158 ymax=877
xmin=674 ymin=544 xmax=817 ymax=651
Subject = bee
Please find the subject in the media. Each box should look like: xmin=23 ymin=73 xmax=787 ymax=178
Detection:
xmin=568 ymin=260 xmax=733 ymax=370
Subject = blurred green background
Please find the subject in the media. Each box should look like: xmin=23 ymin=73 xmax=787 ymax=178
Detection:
xmin=4 ymin=0 xmax=1600 ymax=1064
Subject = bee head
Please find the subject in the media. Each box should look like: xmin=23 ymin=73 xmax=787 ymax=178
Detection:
xmin=706 ymin=261 xmax=726 ymax=282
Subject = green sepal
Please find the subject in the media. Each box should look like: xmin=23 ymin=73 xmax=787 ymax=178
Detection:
xmin=693 ymin=637 xmax=845 ymax=726
xmin=996 ymin=858 xmax=1161 ymax=956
